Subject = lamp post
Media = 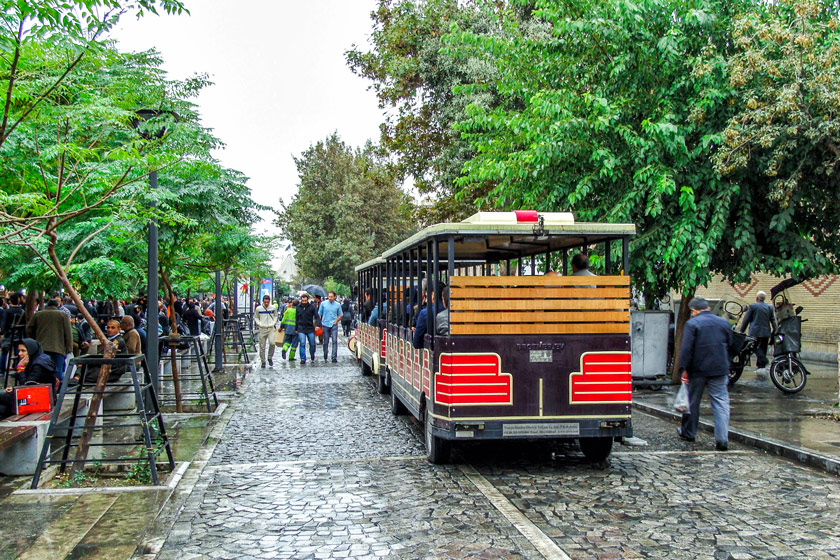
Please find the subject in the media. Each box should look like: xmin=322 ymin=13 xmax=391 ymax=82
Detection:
xmin=213 ymin=270 xmax=224 ymax=372
xmin=130 ymin=110 xmax=178 ymax=391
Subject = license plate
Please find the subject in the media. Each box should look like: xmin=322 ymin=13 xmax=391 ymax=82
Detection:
xmin=529 ymin=350 xmax=552 ymax=363
xmin=502 ymin=423 xmax=580 ymax=437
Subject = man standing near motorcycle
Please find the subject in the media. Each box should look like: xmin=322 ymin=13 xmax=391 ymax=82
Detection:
xmin=739 ymin=290 xmax=777 ymax=375
xmin=677 ymin=297 xmax=733 ymax=451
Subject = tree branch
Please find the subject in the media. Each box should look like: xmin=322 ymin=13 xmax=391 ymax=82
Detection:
xmin=1 ymin=50 xmax=86 ymax=146
xmin=0 ymin=19 xmax=24 ymax=145
xmin=65 ymin=221 xmax=111 ymax=269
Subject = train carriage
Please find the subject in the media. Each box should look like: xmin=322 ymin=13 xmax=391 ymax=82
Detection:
xmin=352 ymin=257 xmax=389 ymax=390
xmin=359 ymin=211 xmax=636 ymax=463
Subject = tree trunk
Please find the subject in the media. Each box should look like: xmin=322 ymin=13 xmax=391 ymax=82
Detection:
xmin=46 ymin=234 xmax=112 ymax=480
xmin=671 ymin=288 xmax=695 ymax=383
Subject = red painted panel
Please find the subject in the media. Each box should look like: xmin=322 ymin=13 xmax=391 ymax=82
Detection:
xmin=570 ymin=352 xmax=632 ymax=404
xmin=435 ymin=353 xmax=511 ymax=406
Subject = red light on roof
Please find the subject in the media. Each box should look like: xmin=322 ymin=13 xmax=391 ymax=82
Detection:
xmin=514 ymin=210 xmax=539 ymax=223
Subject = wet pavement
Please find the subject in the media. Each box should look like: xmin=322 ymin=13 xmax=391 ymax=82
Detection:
xmin=0 ymin=340 xmax=838 ymax=559
xmin=147 ymin=340 xmax=840 ymax=560
xmin=633 ymin=359 xmax=840 ymax=474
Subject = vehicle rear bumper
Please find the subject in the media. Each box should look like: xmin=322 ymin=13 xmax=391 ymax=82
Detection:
xmin=430 ymin=416 xmax=632 ymax=441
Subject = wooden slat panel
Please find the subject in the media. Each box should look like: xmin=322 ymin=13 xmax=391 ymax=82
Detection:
xmin=451 ymin=299 xmax=630 ymax=311
xmin=451 ymin=287 xmax=629 ymax=299
xmin=451 ymin=275 xmax=630 ymax=287
xmin=451 ymin=323 xmax=630 ymax=335
xmin=452 ymin=299 xmax=630 ymax=311
xmin=451 ymin=311 xmax=629 ymax=323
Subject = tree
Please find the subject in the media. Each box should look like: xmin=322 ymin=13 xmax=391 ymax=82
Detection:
xmin=276 ymin=133 xmax=413 ymax=286
xmin=713 ymin=0 xmax=840 ymax=278
xmin=449 ymin=0 xmax=839 ymax=380
xmin=0 ymin=0 xmax=187 ymax=151
xmin=0 ymin=38 xmax=215 ymax=470
xmin=346 ymin=0 xmax=501 ymax=222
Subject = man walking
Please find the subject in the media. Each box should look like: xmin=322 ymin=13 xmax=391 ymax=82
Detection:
xmin=296 ymin=294 xmax=318 ymax=364
xmin=739 ymin=290 xmax=777 ymax=375
xmin=26 ymin=298 xmax=73 ymax=382
xmin=318 ymin=291 xmax=342 ymax=363
xmin=254 ymin=295 xmax=279 ymax=368
xmin=677 ymin=297 xmax=733 ymax=451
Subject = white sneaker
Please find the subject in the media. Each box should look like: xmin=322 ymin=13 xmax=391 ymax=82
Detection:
xmin=621 ymin=436 xmax=648 ymax=447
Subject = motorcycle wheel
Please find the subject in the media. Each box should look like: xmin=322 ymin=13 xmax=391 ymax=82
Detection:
xmin=729 ymin=354 xmax=746 ymax=386
xmin=769 ymin=356 xmax=807 ymax=394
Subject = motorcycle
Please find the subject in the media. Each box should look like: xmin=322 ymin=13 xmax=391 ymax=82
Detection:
xmin=725 ymin=279 xmax=811 ymax=394
xmin=768 ymin=280 xmax=810 ymax=394
xmin=724 ymin=301 xmax=757 ymax=387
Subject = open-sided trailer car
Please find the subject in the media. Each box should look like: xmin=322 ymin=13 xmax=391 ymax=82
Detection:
xmin=359 ymin=211 xmax=636 ymax=463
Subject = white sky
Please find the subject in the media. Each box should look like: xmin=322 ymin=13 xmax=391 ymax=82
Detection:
xmin=112 ymin=0 xmax=383 ymax=269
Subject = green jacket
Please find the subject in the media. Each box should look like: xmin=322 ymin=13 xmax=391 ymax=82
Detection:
xmin=281 ymin=307 xmax=297 ymax=334
xmin=26 ymin=307 xmax=73 ymax=355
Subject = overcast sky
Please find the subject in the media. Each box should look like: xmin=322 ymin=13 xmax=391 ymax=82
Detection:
xmin=112 ymin=1 xmax=383 ymax=268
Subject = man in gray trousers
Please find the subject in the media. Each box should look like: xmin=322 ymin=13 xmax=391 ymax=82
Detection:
xmin=739 ymin=290 xmax=777 ymax=375
xmin=677 ymin=297 xmax=734 ymax=451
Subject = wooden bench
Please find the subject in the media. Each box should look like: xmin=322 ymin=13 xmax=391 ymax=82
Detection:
xmin=0 ymin=399 xmax=91 ymax=476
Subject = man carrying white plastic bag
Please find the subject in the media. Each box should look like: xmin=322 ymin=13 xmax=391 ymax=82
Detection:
xmin=675 ymin=297 xmax=734 ymax=451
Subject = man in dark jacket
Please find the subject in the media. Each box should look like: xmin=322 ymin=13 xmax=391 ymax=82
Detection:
xmin=295 ymin=294 xmax=318 ymax=364
xmin=26 ymin=299 xmax=72 ymax=382
xmin=678 ymin=297 xmax=733 ymax=451
xmin=739 ymin=290 xmax=777 ymax=374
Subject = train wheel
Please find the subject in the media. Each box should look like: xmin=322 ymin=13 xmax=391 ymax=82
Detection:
xmin=377 ymin=370 xmax=389 ymax=394
xmin=425 ymin=409 xmax=450 ymax=464
xmin=578 ymin=437 xmax=613 ymax=462
xmin=390 ymin=385 xmax=407 ymax=415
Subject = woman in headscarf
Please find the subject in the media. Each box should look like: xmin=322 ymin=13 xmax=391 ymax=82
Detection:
xmin=0 ymin=338 xmax=56 ymax=418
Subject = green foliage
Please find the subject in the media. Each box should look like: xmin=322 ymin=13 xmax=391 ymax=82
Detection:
xmin=323 ymin=277 xmax=350 ymax=297
xmin=713 ymin=0 xmax=840 ymax=279
xmin=449 ymin=0 xmax=838 ymax=302
xmin=347 ymin=0 xmax=500 ymax=222
xmin=276 ymin=133 xmax=413 ymax=286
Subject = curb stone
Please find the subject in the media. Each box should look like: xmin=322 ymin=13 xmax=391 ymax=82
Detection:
xmin=633 ymin=401 xmax=840 ymax=477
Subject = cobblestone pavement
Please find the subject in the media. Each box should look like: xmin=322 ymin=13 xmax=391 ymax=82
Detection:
xmin=152 ymin=340 xmax=840 ymax=560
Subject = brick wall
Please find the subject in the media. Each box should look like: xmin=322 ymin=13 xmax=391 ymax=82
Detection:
xmin=695 ymin=274 xmax=840 ymax=358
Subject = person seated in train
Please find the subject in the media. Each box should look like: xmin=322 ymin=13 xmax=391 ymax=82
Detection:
xmin=571 ymin=253 xmax=596 ymax=276
xmin=413 ymin=284 xmax=446 ymax=349
xmin=435 ymin=286 xmax=450 ymax=336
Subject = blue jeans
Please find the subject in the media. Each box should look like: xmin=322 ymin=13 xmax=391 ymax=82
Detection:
xmin=322 ymin=325 xmax=338 ymax=361
xmin=680 ymin=374 xmax=730 ymax=445
xmin=297 ymin=332 xmax=316 ymax=361
xmin=46 ymin=351 xmax=66 ymax=382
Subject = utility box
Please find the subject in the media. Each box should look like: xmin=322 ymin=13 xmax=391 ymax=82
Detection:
xmin=631 ymin=310 xmax=670 ymax=383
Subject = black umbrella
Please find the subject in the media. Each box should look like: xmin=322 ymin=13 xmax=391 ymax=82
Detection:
xmin=302 ymin=284 xmax=327 ymax=298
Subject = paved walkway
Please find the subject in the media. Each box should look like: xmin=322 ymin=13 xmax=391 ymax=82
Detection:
xmin=633 ymin=359 xmax=840 ymax=474
xmin=144 ymin=342 xmax=840 ymax=560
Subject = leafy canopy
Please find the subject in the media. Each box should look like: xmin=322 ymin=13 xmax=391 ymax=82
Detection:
xmin=276 ymin=133 xmax=414 ymax=286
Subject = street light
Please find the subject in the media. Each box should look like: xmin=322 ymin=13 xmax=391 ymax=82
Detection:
xmin=130 ymin=109 xmax=178 ymax=391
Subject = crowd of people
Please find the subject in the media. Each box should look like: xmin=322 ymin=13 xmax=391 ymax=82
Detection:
xmin=253 ymin=291 xmax=356 ymax=368
xmin=0 ymin=290 xmax=235 ymax=419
